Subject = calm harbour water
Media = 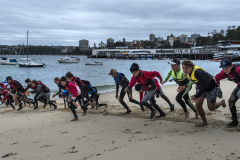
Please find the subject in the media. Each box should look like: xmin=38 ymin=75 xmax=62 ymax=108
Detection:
xmin=0 ymin=55 xmax=232 ymax=94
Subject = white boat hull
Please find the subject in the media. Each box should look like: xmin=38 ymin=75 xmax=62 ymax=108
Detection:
xmin=1 ymin=62 xmax=18 ymax=65
xmin=58 ymin=60 xmax=80 ymax=63
xmin=18 ymin=62 xmax=45 ymax=67
xmin=85 ymin=61 xmax=103 ymax=65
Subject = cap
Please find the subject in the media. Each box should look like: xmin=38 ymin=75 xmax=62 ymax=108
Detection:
xmin=5 ymin=76 xmax=12 ymax=81
xmin=219 ymin=59 xmax=232 ymax=68
xmin=108 ymin=68 xmax=117 ymax=75
xmin=170 ymin=58 xmax=180 ymax=65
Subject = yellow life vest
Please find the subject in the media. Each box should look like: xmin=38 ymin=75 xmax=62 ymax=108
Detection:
xmin=171 ymin=68 xmax=184 ymax=82
xmin=187 ymin=66 xmax=205 ymax=83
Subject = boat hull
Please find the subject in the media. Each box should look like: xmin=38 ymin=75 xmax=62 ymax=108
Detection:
xmin=1 ymin=62 xmax=18 ymax=65
xmin=18 ymin=63 xmax=45 ymax=67
xmin=58 ymin=60 xmax=80 ymax=63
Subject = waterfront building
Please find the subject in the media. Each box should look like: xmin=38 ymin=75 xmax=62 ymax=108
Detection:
xmin=191 ymin=33 xmax=200 ymax=43
xmin=149 ymin=34 xmax=155 ymax=42
xmin=107 ymin=38 xmax=114 ymax=47
xmin=79 ymin=39 xmax=89 ymax=51
xmin=168 ymin=37 xmax=174 ymax=46
xmin=180 ymin=34 xmax=188 ymax=43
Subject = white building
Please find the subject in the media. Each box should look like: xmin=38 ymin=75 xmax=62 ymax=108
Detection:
xmin=180 ymin=34 xmax=188 ymax=43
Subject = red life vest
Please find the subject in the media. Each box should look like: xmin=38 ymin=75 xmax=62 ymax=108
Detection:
xmin=65 ymin=81 xmax=79 ymax=97
xmin=73 ymin=77 xmax=85 ymax=86
xmin=2 ymin=90 xmax=9 ymax=99
xmin=38 ymin=82 xmax=47 ymax=92
xmin=0 ymin=83 xmax=6 ymax=90
xmin=10 ymin=80 xmax=20 ymax=89
xmin=224 ymin=64 xmax=240 ymax=84
xmin=32 ymin=82 xmax=47 ymax=92
xmin=135 ymin=71 xmax=155 ymax=91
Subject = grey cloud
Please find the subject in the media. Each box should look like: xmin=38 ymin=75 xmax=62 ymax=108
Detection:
xmin=0 ymin=0 xmax=240 ymax=46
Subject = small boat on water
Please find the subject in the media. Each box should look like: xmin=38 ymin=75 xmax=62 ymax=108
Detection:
xmin=85 ymin=61 xmax=103 ymax=65
xmin=58 ymin=57 xmax=80 ymax=63
xmin=0 ymin=57 xmax=18 ymax=65
xmin=18 ymin=62 xmax=45 ymax=67
xmin=18 ymin=31 xmax=45 ymax=68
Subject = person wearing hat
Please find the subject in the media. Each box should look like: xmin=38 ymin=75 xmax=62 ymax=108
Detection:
xmin=108 ymin=68 xmax=144 ymax=114
xmin=215 ymin=58 xmax=240 ymax=127
xmin=161 ymin=58 xmax=198 ymax=120
xmin=181 ymin=60 xmax=226 ymax=126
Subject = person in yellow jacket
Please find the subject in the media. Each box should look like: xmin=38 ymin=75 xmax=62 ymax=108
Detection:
xmin=161 ymin=58 xmax=198 ymax=120
xmin=180 ymin=60 xmax=226 ymax=126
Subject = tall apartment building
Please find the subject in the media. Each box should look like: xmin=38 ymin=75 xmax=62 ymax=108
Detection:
xmin=191 ymin=33 xmax=200 ymax=42
xmin=155 ymin=36 xmax=163 ymax=42
xmin=79 ymin=39 xmax=89 ymax=51
xmin=107 ymin=38 xmax=114 ymax=47
xmin=180 ymin=34 xmax=188 ymax=43
xmin=168 ymin=37 xmax=174 ymax=46
xmin=149 ymin=34 xmax=155 ymax=42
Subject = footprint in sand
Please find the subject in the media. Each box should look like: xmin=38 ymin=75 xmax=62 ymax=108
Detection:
xmin=61 ymin=132 xmax=69 ymax=134
xmin=144 ymin=124 xmax=149 ymax=126
xmin=11 ymin=142 xmax=19 ymax=145
xmin=63 ymin=150 xmax=78 ymax=154
xmin=134 ymin=131 xmax=143 ymax=134
xmin=40 ymin=145 xmax=52 ymax=148
xmin=33 ymin=141 xmax=41 ymax=143
xmin=2 ymin=153 xmax=17 ymax=158
xmin=123 ymin=129 xmax=132 ymax=134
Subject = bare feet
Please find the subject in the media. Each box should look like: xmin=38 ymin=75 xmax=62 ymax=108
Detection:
xmin=6 ymin=105 xmax=9 ymax=108
xmin=195 ymin=112 xmax=199 ymax=119
xmin=70 ymin=118 xmax=79 ymax=121
xmin=221 ymin=99 xmax=226 ymax=108
xmin=92 ymin=101 xmax=97 ymax=107
xmin=82 ymin=111 xmax=87 ymax=116
xmin=184 ymin=112 xmax=190 ymax=120
xmin=195 ymin=122 xmax=208 ymax=126
xmin=105 ymin=104 xmax=108 ymax=108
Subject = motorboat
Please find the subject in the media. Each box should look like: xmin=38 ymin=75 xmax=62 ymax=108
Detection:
xmin=18 ymin=62 xmax=45 ymax=67
xmin=0 ymin=57 xmax=18 ymax=65
xmin=57 ymin=57 xmax=80 ymax=63
xmin=85 ymin=61 xmax=103 ymax=65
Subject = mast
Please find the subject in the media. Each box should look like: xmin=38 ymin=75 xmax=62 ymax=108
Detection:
xmin=27 ymin=31 xmax=28 ymax=63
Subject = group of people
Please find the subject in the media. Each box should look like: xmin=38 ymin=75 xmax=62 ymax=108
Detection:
xmin=108 ymin=58 xmax=239 ymax=128
xmin=0 ymin=58 xmax=239 ymax=127
xmin=0 ymin=72 xmax=107 ymax=121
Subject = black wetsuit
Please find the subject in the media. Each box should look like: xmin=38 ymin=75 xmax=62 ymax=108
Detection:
xmin=115 ymin=73 xmax=142 ymax=110
xmin=55 ymin=83 xmax=69 ymax=108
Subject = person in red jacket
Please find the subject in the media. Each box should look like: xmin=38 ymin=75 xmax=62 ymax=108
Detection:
xmin=126 ymin=63 xmax=166 ymax=119
xmin=215 ymin=59 xmax=240 ymax=127
xmin=0 ymin=83 xmax=6 ymax=90
xmin=0 ymin=88 xmax=15 ymax=110
xmin=60 ymin=76 xmax=80 ymax=121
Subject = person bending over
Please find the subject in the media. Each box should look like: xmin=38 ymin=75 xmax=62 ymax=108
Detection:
xmin=126 ymin=63 xmax=165 ymax=119
xmin=181 ymin=60 xmax=226 ymax=126
xmin=109 ymin=68 xmax=144 ymax=114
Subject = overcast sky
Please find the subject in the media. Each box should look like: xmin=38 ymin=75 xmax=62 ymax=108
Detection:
xmin=0 ymin=0 xmax=239 ymax=46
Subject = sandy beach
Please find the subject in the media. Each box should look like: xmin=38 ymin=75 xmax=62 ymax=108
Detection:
xmin=1 ymin=80 xmax=240 ymax=160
